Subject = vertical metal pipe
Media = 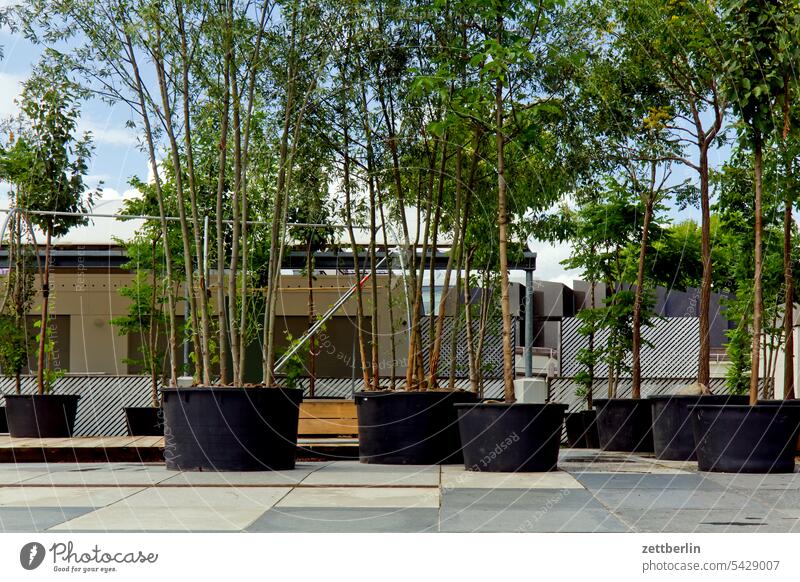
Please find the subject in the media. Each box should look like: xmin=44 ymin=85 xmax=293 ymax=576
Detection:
xmin=183 ymin=284 xmax=190 ymax=376
xmin=525 ymin=269 xmax=533 ymax=377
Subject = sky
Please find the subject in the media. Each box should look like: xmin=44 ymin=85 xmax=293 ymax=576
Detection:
xmin=0 ymin=15 xmax=728 ymax=289
xmin=0 ymin=26 xmax=148 ymax=201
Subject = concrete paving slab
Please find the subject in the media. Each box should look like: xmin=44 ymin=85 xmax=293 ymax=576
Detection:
xmin=159 ymin=464 xmax=325 ymax=487
xmin=300 ymin=461 xmax=440 ymax=487
xmin=0 ymin=486 xmax=144 ymax=507
xmin=441 ymin=507 xmax=629 ymax=532
xmin=440 ymin=488 xmax=625 ymax=532
xmin=592 ymin=488 xmax=768 ymax=511
xmin=277 ymin=486 xmax=439 ymax=509
xmin=22 ymin=466 xmax=175 ymax=486
xmin=441 ymin=487 xmax=604 ymax=512
xmin=702 ymin=472 xmax=800 ymax=491
xmin=120 ymin=486 xmax=292 ymax=509
xmin=50 ymin=504 xmax=269 ymax=532
xmin=0 ymin=470 xmax=49 ymax=484
xmin=441 ymin=467 xmax=584 ymax=490
xmin=615 ymin=508 xmax=800 ymax=533
xmin=745 ymin=489 xmax=800 ymax=518
xmin=574 ymin=472 xmax=722 ymax=491
xmin=247 ymin=507 xmax=439 ymax=533
xmin=0 ymin=506 xmax=96 ymax=532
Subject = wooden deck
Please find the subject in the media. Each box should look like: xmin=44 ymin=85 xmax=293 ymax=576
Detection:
xmin=0 ymin=435 xmax=359 ymax=463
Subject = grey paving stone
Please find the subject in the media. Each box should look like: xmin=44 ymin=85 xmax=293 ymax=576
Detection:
xmin=246 ymin=507 xmax=439 ymax=533
xmin=615 ymin=509 xmax=800 ymax=533
xmin=442 ymin=487 xmax=605 ymax=511
xmin=592 ymin=488 xmax=766 ymax=511
xmin=441 ymin=507 xmax=629 ymax=532
xmin=746 ymin=489 xmax=800 ymax=517
xmin=439 ymin=487 xmax=628 ymax=532
xmin=702 ymin=472 xmax=800 ymax=491
xmin=574 ymin=472 xmax=722 ymax=491
xmin=0 ymin=507 xmax=96 ymax=532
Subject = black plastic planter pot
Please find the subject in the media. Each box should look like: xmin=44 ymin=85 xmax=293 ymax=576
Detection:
xmin=4 ymin=394 xmax=81 ymax=438
xmin=691 ymin=404 xmax=800 ymax=473
xmin=455 ymin=403 xmax=567 ymax=472
xmin=564 ymin=413 xmax=585 ymax=447
xmin=565 ymin=410 xmax=599 ymax=448
xmin=650 ymin=395 xmax=749 ymax=461
xmin=593 ymin=398 xmax=654 ymax=453
xmin=0 ymin=407 xmax=7 ymax=433
xmin=124 ymin=407 xmax=164 ymax=436
xmin=757 ymin=400 xmax=800 ymax=454
xmin=355 ymin=390 xmax=477 ymax=464
xmin=162 ymin=387 xmax=302 ymax=471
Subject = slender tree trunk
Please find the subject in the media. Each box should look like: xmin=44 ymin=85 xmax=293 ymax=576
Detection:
xmin=307 ymin=241 xmax=316 ymax=397
xmin=697 ymin=147 xmax=712 ymax=390
xmin=153 ymin=25 xmax=203 ymax=383
xmin=495 ymin=17 xmax=514 ymax=402
xmin=359 ymin=81 xmax=380 ymax=390
xmin=215 ymin=37 xmax=231 ymax=385
xmin=750 ymin=131 xmax=764 ymax=405
xmin=377 ymin=88 xmax=416 ymax=391
xmin=263 ymin=51 xmax=296 ymax=386
xmin=176 ymin=1 xmax=212 ymax=385
xmin=428 ymin=145 xmax=461 ymax=386
xmin=150 ymin=237 xmax=159 ymax=407
xmin=228 ymin=59 xmax=244 ymax=385
xmin=36 ymin=225 xmax=52 ymax=395
xmin=409 ymin=147 xmax=439 ymax=391
xmin=631 ymin=197 xmax=654 ymax=400
xmin=784 ymin=159 xmax=795 ymax=399
xmin=123 ymin=28 xmax=179 ymax=386
xmin=464 ymin=249 xmax=478 ymax=393
xmin=587 ymin=277 xmax=596 ymax=409
xmin=378 ymin=196 xmax=396 ymax=389
xmin=342 ymin=119 xmax=371 ymax=391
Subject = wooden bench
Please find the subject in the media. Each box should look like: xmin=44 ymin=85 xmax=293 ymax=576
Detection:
xmin=298 ymin=399 xmax=358 ymax=437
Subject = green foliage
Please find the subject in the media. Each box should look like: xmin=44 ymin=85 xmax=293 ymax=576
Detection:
xmin=32 ymin=318 xmax=64 ymax=393
xmin=277 ymin=332 xmax=309 ymax=390
xmin=0 ymin=316 xmax=32 ymax=382
xmin=11 ymin=54 xmax=97 ymax=236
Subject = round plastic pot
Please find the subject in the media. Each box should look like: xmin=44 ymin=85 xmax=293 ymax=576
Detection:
xmin=650 ymin=394 xmax=749 ymax=461
xmin=565 ymin=412 xmax=587 ymax=448
xmin=691 ymin=404 xmax=800 ymax=473
xmin=583 ymin=409 xmax=600 ymax=448
xmin=455 ymin=402 xmax=567 ymax=472
xmin=4 ymin=394 xmax=80 ymax=438
xmin=124 ymin=406 xmax=164 ymax=436
xmin=757 ymin=400 xmax=800 ymax=454
xmin=565 ymin=410 xmax=599 ymax=448
xmin=355 ymin=390 xmax=477 ymax=465
xmin=593 ymin=398 xmax=654 ymax=453
xmin=162 ymin=387 xmax=302 ymax=471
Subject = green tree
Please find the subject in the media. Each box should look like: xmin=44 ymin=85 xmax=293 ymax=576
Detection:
xmin=12 ymin=56 xmax=96 ymax=394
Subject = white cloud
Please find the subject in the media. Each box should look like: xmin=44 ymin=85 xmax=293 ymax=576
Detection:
xmin=0 ymin=72 xmax=23 ymax=119
xmin=78 ymin=119 xmax=138 ymax=147
xmin=529 ymin=239 xmax=581 ymax=287
xmin=97 ymin=187 xmax=142 ymax=200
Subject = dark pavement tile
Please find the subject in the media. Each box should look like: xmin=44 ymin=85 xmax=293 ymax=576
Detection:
xmin=574 ymin=473 xmax=722 ymax=491
xmin=615 ymin=508 xmax=800 ymax=533
xmin=246 ymin=507 xmax=439 ymax=533
xmin=0 ymin=507 xmax=96 ymax=532
xmin=592 ymin=488 xmax=766 ymax=511
xmin=439 ymin=488 xmax=627 ymax=532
